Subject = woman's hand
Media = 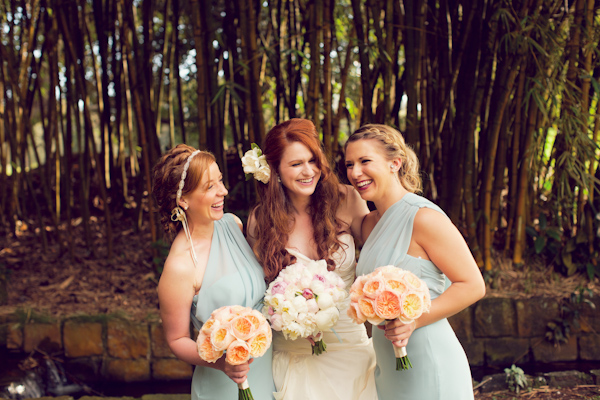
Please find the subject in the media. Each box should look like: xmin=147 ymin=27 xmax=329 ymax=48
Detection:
xmin=219 ymin=358 xmax=254 ymax=384
xmin=378 ymin=319 xmax=417 ymax=348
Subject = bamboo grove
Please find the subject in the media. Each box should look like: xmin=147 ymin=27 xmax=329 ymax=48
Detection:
xmin=1 ymin=0 xmax=599 ymax=278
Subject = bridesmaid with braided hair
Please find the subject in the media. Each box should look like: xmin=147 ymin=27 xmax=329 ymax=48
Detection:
xmin=344 ymin=124 xmax=485 ymax=400
xmin=153 ymin=144 xmax=275 ymax=400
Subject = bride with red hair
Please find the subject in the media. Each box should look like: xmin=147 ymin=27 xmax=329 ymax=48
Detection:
xmin=247 ymin=119 xmax=377 ymax=400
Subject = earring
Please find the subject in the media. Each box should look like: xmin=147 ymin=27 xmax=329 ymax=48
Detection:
xmin=277 ymin=176 xmax=281 ymax=183
xmin=184 ymin=205 xmax=188 ymax=210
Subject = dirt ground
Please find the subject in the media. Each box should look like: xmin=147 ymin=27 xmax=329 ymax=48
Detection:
xmin=475 ymin=386 xmax=600 ymax=399
xmin=1 ymin=215 xmax=599 ymax=400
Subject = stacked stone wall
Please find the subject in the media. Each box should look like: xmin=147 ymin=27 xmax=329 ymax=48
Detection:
xmin=1 ymin=294 xmax=599 ymax=382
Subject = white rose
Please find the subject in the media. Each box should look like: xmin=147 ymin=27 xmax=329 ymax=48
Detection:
xmin=315 ymin=307 xmax=340 ymax=331
xmin=291 ymin=295 xmax=309 ymax=313
xmin=283 ymin=322 xmax=304 ymax=340
xmin=332 ymin=287 xmax=348 ymax=304
xmin=241 ymin=148 xmax=261 ymax=174
xmin=305 ymin=298 xmax=319 ymax=314
xmin=254 ymin=165 xmax=270 ymax=184
xmin=316 ymin=292 xmax=334 ymax=310
xmin=270 ymin=314 xmax=284 ymax=331
xmin=281 ymin=311 xmax=296 ymax=325
xmin=282 ymin=300 xmax=298 ymax=318
xmin=296 ymin=312 xmax=317 ymax=333
xmin=310 ymin=280 xmax=326 ymax=295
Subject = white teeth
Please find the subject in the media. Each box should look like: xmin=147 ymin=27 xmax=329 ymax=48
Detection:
xmin=212 ymin=201 xmax=224 ymax=208
xmin=357 ymin=180 xmax=372 ymax=188
xmin=298 ymin=178 xmax=313 ymax=183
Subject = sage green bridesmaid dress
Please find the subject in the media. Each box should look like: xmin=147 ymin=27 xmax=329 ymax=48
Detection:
xmin=356 ymin=193 xmax=474 ymax=400
xmin=189 ymin=214 xmax=275 ymax=400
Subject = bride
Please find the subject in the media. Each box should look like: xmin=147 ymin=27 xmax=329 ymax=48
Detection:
xmin=247 ymin=119 xmax=378 ymax=400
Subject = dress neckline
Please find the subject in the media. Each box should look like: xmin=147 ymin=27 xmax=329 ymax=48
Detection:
xmin=286 ymin=232 xmax=354 ymax=263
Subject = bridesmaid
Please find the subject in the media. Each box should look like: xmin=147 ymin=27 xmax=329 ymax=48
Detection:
xmin=344 ymin=125 xmax=486 ymax=400
xmin=153 ymin=144 xmax=275 ymax=400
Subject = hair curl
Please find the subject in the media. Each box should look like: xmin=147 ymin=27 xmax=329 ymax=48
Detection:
xmin=152 ymin=144 xmax=216 ymax=241
xmin=345 ymin=124 xmax=422 ymax=193
xmin=251 ymin=119 xmax=345 ymax=283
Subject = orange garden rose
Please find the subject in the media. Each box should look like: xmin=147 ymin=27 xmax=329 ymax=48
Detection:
xmin=197 ymin=332 xmax=224 ymax=363
xmin=225 ymin=339 xmax=252 ymax=365
xmin=403 ymin=271 xmax=424 ymax=291
xmin=401 ymin=292 xmax=424 ymax=320
xmin=375 ymin=290 xmax=402 ymax=320
xmin=362 ymin=276 xmax=385 ymax=299
xmin=246 ymin=310 xmax=264 ymax=330
xmin=357 ymin=297 xmax=377 ymax=318
xmin=349 ymin=276 xmax=366 ymax=301
xmin=385 ymin=278 xmax=407 ymax=293
xmin=210 ymin=326 xmax=235 ymax=351
xmin=231 ymin=316 xmax=256 ymax=340
xmin=248 ymin=330 xmax=270 ymax=357
xmin=200 ymin=318 xmax=219 ymax=334
xmin=347 ymin=302 xmax=367 ymax=324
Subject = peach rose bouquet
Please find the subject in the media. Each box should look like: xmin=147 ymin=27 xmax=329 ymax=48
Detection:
xmin=196 ymin=305 xmax=272 ymax=400
xmin=347 ymin=265 xmax=431 ymax=370
xmin=262 ymin=259 xmax=347 ymax=355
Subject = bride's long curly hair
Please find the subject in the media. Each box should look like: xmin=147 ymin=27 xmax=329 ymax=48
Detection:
xmin=251 ymin=119 xmax=345 ymax=283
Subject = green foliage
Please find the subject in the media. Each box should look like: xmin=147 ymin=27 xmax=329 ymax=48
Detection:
xmin=504 ymin=364 xmax=528 ymax=394
xmin=151 ymin=239 xmax=171 ymax=275
xmin=525 ymin=211 xmax=599 ymax=278
xmin=546 ymin=287 xmax=594 ymax=346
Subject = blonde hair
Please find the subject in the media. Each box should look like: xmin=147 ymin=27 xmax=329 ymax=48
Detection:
xmin=346 ymin=124 xmax=422 ymax=194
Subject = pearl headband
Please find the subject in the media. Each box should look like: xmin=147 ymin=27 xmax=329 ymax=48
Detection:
xmin=176 ymin=149 xmax=201 ymax=207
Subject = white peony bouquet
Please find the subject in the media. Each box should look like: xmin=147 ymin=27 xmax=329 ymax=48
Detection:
xmin=241 ymin=143 xmax=271 ymax=184
xmin=262 ymin=260 xmax=347 ymax=355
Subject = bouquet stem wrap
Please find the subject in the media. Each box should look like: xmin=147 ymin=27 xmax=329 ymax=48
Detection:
xmin=393 ymin=344 xmax=413 ymax=371
xmin=312 ymin=339 xmax=327 ymax=356
xmin=238 ymin=379 xmax=253 ymax=400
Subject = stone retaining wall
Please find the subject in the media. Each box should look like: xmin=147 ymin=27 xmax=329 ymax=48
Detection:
xmin=1 ymin=295 xmax=599 ymax=383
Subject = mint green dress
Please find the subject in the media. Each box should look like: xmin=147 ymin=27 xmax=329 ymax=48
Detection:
xmin=190 ymin=214 xmax=275 ymax=400
xmin=356 ymin=193 xmax=474 ymax=400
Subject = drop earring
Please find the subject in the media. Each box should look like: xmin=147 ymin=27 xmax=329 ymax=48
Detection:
xmin=277 ymin=176 xmax=281 ymax=183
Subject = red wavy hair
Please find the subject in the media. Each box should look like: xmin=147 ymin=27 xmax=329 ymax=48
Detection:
xmin=251 ymin=119 xmax=346 ymax=283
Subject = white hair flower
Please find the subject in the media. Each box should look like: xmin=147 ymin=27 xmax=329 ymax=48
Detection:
xmin=241 ymin=143 xmax=271 ymax=184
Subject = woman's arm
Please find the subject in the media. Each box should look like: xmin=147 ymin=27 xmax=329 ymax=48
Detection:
xmin=382 ymin=208 xmax=486 ymax=346
xmin=158 ymin=255 xmax=251 ymax=384
xmin=412 ymin=208 xmax=486 ymax=326
xmin=339 ymin=184 xmax=370 ymax=245
xmin=246 ymin=209 xmax=258 ymax=247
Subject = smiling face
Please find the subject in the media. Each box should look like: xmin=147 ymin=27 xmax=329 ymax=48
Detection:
xmin=345 ymin=139 xmax=401 ymax=203
xmin=181 ymin=161 xmax=228 ymax=223
xmin=278 ymin=141 xmax=322 ymax=201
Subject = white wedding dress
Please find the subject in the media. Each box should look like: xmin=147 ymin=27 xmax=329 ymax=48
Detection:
xmin=272 ymin=233 xmax=378 ymax=400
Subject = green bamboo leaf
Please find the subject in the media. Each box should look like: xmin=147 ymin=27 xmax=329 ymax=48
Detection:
xmin=535 ymin=236 xmax=546 ymax=254
xmin=547 ymin=229 xmax=561 ymax=242
xmin=539 ymin=213 xmax=547 ymax=230
xmin=526 ymin=226 xmax=538 ymax=238
xmin=210 ymin=85 xmax=227 ymax=105
xmin=561 ymin=252 xmax=576 ymax=275
xmin=587 ymin=263 xmax=596 ymax=281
